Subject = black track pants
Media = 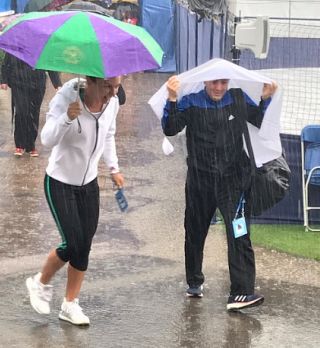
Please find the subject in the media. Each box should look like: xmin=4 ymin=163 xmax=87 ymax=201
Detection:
xmin=44 ymin=175 xmax=100 ymax=271
xmin=11 ymin=85 xmax=45 ymax=152
xmin=184 ymin=171 xmax=256 ymax=295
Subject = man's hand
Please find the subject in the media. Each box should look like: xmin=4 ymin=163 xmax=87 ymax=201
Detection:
xmin=167 ymin=75 xmax=180 ymax=102
xmin=0 ymin=84 xmax=8 ymax=90
xmin=67 ymin=101 xmax=81 ymax=120
xmin=262 ymin=81 xmax=278 ymax=100
xmin=111 ymin=172 xmax=124 ymax=188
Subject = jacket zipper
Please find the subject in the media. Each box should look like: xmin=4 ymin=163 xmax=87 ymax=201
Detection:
xmin=81 ymin=118 xmax=99 ymax=185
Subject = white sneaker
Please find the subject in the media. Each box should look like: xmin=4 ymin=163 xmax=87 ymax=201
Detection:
xmin=26 ymin=273 xmax=53 ymax=314
xmin=59 ymin=298 xmax=90 ymax=326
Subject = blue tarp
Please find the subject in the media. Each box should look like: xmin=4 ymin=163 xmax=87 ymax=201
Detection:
xmin=140 ymin=0 xmax=176 ymax=72
xmin=236 ymin=36 xmax=320 ymax=223
xmin=253 ymin=134 xmax=320 ymax=224
xmin=239 ymin=37 xmax=320 ymax=70
xmin=0 ymin=0 xmax=11 ymax=12
xmin=1 ymin=0 xmax=28 ymax=13
xmin=175 ymin=4 xmax=225 ymax=73
xmin=252 ymin=134 xmax=303 ymax=223
xmin=16 ymin=0 xmax=29 ymax=13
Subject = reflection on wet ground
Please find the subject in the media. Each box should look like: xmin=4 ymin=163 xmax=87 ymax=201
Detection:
xmin=0 ymin=73 xmax=319 ymax=347
xmin=0 ymin=257 xmax=319 ymax=347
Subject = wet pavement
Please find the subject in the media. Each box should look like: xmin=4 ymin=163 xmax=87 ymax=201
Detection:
xmin=0 ymin=73 xmax=319 ymax=348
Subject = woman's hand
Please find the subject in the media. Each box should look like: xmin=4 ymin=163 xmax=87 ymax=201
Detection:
xmin=111 ymin=172 xmax=124 ymax=188
xmin=67 ymin=101 xmax=81 ymax=120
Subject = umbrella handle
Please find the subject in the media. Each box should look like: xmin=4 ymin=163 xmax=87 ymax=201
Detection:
xmin=76 ymin=75 xmax=80 ymax=102
xmin=74 ymin=75 xmax=86 ymax=103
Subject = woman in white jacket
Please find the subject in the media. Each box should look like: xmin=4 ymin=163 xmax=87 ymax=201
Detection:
xmin=26 ymin=75 xmax=124 ymax=326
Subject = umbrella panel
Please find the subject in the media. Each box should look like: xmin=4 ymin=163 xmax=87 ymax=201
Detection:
xmin=0 ymin=11 xmax=163 ymax=77
xmin=36 ymin=13 xmax=104 ymax=77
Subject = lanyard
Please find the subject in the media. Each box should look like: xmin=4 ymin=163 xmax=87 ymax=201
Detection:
xmin=234 ymin=193 xmax=245 ymax=219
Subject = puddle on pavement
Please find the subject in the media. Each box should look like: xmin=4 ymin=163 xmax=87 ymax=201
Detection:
xmin=0 ymin=265 xmax=319 ymax=348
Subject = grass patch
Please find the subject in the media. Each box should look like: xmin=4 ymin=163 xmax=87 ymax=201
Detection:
xmin=251 ymin=224 xmax=320 ymax=261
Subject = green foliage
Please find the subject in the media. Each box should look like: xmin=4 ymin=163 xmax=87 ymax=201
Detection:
xmin=251 ymin=224 xmax=320 ymax=261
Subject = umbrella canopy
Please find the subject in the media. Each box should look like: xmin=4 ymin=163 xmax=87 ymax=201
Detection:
xmin=24 ymin=0 xmax=70 ymax=12
xmin=112 ymin=0 xmax=138 ymax=4
xmin=95 ymin=0 xmax=112 ymax=7
xmin=62 ymin=0 xmax=112 ymax=15
xmin=0 ymin=10 xmax=163 ymax=77
xmin=24 ymin=0 xmax=52 ymax=12
xmin=44 ymin=0 xmax=73 ymax=11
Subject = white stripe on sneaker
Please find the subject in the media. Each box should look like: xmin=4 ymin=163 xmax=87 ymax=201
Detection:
xmin=227 ymin=295 xmax=264 ymax=310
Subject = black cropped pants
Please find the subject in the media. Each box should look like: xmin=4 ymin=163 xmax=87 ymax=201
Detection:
xmin=44 ymin=175 xmax=100 ymax=271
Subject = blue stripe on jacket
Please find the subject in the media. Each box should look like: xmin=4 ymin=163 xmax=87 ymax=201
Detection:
xmin=162 ymin=89 xmax=271 ymax=129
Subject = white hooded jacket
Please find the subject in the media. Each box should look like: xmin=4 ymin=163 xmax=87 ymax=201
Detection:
xmin=41 ymin=78 xmax=120 ymax=186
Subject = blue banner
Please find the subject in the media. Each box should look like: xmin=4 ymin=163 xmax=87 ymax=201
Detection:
xmin=140 ymin=0 xmax=176 ymax=72
xmin=0 ymin=0 xmax=11 ymax=12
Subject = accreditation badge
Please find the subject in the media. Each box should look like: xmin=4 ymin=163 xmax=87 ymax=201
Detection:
xmin=232 ymin=216 xmax=248 ymax=238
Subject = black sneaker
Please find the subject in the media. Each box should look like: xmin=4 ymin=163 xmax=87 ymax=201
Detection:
xmin=186 ymin=285 xmax=203 ymax=298
xmin=227 ymin=294 xmax=264 ymax=311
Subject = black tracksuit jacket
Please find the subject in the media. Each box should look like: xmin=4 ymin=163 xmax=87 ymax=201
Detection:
xmin=162 ymin=88 xmax=270 ymax=184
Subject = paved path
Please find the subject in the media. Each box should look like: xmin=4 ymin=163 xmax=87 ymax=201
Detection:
xmin=0 ymin=73 xmax=319 ymax=348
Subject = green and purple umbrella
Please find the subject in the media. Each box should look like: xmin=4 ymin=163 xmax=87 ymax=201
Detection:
xmin=0 ymin=11 xmax=163 ymax=77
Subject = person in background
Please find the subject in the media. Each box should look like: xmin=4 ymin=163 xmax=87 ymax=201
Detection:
xmin=117 ymin=83 xmax=126 ymax=105
xmin=162 ymin=75 xmax=277 ymax=311
xmin=25 ymin=75 xmax=124 ymax=326
xmin=0 ymin=53 xmax=62 ymax=157
xmin=122 ymin=10 xmax=138 ymax=25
